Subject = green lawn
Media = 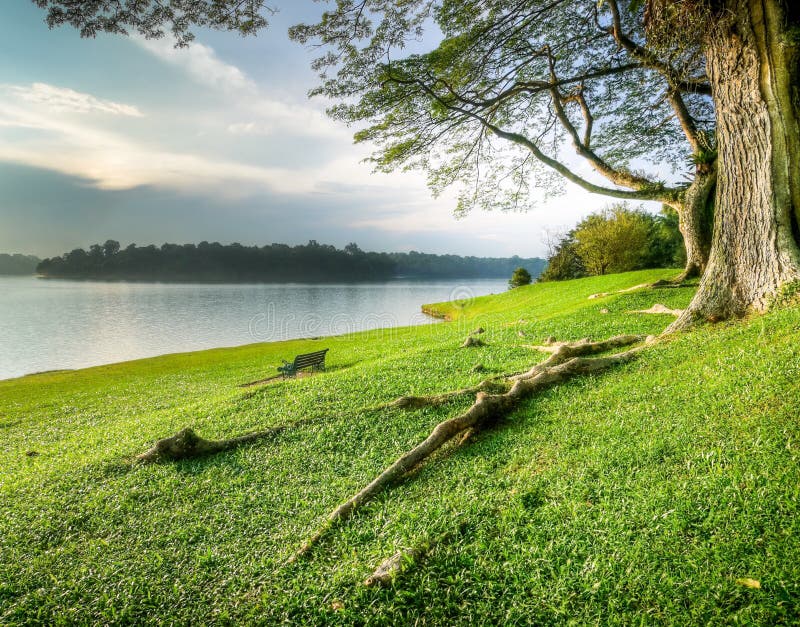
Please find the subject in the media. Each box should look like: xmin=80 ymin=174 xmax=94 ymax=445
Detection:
xmin=2 ymin=269 xmax=799 ymax=625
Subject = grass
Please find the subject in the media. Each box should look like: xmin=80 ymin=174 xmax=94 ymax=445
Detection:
xmin=1 ymin=268 xmax=799 ymax=625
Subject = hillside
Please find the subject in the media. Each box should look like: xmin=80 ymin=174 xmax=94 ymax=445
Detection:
xmin=1 ymin=269 xmax=799 ymax=624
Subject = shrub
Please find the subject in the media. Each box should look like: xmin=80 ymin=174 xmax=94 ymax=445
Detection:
xmin=508 ymin=266 xmax=532 ymax=289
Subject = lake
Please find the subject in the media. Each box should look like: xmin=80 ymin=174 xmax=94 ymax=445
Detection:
xmin=0 ymin=276 xmax=506 ymax=380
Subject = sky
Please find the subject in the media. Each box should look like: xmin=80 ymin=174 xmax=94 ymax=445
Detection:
xmin=0 ymin=3 xmax=653 ymax=259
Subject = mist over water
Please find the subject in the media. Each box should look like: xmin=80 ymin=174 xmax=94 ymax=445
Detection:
xmin=0 ymin=277 xmax=506 ymax=380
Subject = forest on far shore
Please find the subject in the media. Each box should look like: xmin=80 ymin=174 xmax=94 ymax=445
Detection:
xmin=35 ymin=241 xmax=546 ymax=282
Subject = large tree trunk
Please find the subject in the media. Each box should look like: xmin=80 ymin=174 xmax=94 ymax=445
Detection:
xmin=673 ymin=0 xmax=800 ymax=327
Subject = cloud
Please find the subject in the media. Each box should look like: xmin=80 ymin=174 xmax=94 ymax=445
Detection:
xmin=227 ymin=122 xmax=271 ymax=135
xmin=0 ymin=41 xmax=546 ymax=243
xmin=0 ymin=90 xmax=291 ymax=193
xmin=0 ymin=83 xmax=389 ymax=196
xmin=134 ymin=36 xmax=256 ymax=93
xmin=134 ymin=35 xmax=348 ymax=141
xmin=3 ymin=83 xmax=143 ymax=117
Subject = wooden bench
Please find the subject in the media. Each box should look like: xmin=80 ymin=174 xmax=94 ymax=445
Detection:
xmin=277 ymin=349 xmax=329 ymax=378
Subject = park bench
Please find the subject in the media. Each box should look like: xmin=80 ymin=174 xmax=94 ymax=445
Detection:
xmin=277 ymin=348 xmax=329 ymax=378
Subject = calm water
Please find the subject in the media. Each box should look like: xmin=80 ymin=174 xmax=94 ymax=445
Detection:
xmin=0 ymin=276 xmax=505 ymax=380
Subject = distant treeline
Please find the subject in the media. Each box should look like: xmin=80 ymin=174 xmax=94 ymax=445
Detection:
xmin=0 ymin=254 xmax=41 ymax=275
xmin=36 ymin=241 xmax=546 ymax=282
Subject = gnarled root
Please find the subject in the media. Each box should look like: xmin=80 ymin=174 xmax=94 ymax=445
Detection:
xmin=588 ymin=281 xmax=673 ymax=300
xmin=289 ymin=334 xmax=649 ymax=563
xmin=136 ymin=426 xmax=284 ymax=464
xmin=382 ymin=379 xmax=507 ymax=410
xmin=515 ymin=335 xmax=646 ymax=379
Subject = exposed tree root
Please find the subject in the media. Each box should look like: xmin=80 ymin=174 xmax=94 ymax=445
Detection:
xmin=649 ymin=278 xmax=674 ymax=288
xmin=136 ymin=426 xmax=286 ymax=464
xmin=516 ymin=334 xmax=645 ymax=376
xmin=378 ymin=378 xmax=508 ymax=410
xmin=461 ymin=335 xmax=486 ymax=348
xmin=363 ymin=523 xmax=469 ymax=587
xmin=288 ymin=334 xmax=650 ymax=563
xmin=629 ymin=303 xmax=684 ymax=316
xmin=364 ymin=547 xmax=427 ymax=587
xmin=588 ymin=281 xmax=673 ymax=300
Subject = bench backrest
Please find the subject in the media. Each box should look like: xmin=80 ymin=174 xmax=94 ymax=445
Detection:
xmin=293 ymin=349 xmax=329 ymax=369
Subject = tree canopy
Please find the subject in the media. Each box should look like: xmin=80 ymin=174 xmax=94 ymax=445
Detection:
xmin=290 ymin=0 xmax=712 ymax=214
xmin=290 ymin=0 xmax=800 ymax=325
xmin=539 ymin=204 xmax=683 ymax=280
xmin=33 ymin=0 xmax=273 ymax=45
xmin=508 ymin=266 xmax=532 ymax=289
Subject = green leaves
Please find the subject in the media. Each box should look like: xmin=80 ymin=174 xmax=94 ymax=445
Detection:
xmin=33 ymin=0 xmax=273 ymax=46
xmin=296 ymin=0 xmax=710 ymax=219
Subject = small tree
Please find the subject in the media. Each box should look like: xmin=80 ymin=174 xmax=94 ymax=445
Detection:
xmin=539 ymin=231 xmax=586 ymax=282
xmin=508 ymin=267 xmax=532 ymax=289
xmin=574 ymin=205 xmax=653 ymax=275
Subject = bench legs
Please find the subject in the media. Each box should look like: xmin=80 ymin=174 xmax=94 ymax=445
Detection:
xmin=277 ymin=360 xmax=325 ymax=378
xmin=277 ymin=365 xmax=297 ymax=378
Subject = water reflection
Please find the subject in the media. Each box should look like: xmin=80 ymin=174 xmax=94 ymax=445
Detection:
xmin=0 ymin=277 xmax=505 ymax=379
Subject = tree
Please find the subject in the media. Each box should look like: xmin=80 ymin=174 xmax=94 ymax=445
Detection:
xmin=644 ymin=206 xmax=686 ymax=270
xmin=572 ymin=205 xmax=652 ymax=275
xmin=538 ymin=231 xmax=586 ymax=282
xmin=290 ymin=0 xmax=715 ymax=284
xmin=102 ymin=239 xmax=121 ymax=257
xmin=508 ymin=266 xmax=532 ymax=289
xmin=650 ymin=0 xmax=800 ymax=326
xmin=540 ymin=205 xmax=684 ymax=281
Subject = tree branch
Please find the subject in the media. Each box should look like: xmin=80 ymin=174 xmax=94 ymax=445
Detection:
xmin=388 ymin=75 xmax=679 ymax=204
xmin=544 ymin=51 xmax=661 ymax=191
xmin=603 ymin=0 xmax=710 ymax=95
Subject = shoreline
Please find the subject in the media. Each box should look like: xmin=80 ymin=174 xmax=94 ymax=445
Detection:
xmin=29 ymin=274 xmax=515 ymax=285
xmin=0 ymin=311 xmax=447 ymax=384
xmin=0 ymin=277 xmax=507 ymax=382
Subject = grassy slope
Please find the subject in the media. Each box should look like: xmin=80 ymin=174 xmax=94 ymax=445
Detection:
xmin=1 ymin=269 xmax=798 ymax=625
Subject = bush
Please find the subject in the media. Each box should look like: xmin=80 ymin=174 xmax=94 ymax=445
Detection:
xmin=508 ymin=266 xmax=532 ymax=289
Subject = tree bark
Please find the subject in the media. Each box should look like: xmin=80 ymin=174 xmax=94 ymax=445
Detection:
xmin=673 ymin=0 xmax=800 ymax=327
xmin=674 ymin=170 xmax=715 ymax=280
